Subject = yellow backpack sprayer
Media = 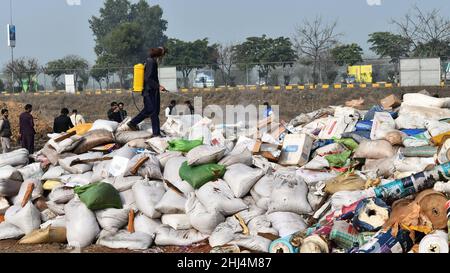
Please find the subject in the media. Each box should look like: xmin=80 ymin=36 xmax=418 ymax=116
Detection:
xmin=133 ymin=63 xmax=145 ymax=93
xmin=131 ymin=63 xmax=194 ymax=111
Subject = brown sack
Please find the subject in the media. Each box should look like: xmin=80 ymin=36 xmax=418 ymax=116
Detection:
xmin=73 ymin=129 xmax=115 ymax=154
xmin=324 ymin=173 xmax=365 ymax=194
xmin=380 ymin=94 xmax=401 ymax=109
xmin=384 ymin=131 xmax=406 ymax=146
xmin=19 ymin=226 xmax=67 ymax=244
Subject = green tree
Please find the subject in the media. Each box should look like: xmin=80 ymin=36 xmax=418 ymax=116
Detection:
xmin=233 ymin=35 xmax=297 ymax=84
xmin=45 ymin=59 xmax=66 ymax=90
xmin=368 ymin=32 xmax=411 ymax=78
xmin=101 ymin=22 xmax=145 ymax=88
xmin=45 ymin=55 xmax=89 ymax=91
xmin=0 ymin=79 xmax=4 ymax=91
xmin=163 ymin=38 xmax=218 ymax=87
xmin=331 ymin=43 xmax=363 ymax=66
xmin=89 ymin=0 xmax=167 ymax=64
xmin=413 ymin=39 xmax=450 ymax=59
xmin=368 ymin=32 xmax=411 ymax=64
xmin=3 ymin=58 xmax=40 ymax=92
xmin=130 ymin=0 xmax=168 ymax=61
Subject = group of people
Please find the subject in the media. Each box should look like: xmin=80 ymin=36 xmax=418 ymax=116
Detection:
xmin=53 ymin=108 xmax=86 ymax=134
xmin=0 ymin=104 xmax=88 ymax=155
xmin=0 ymin=104 xmax=37 ymax=154
xmin=107 ymin=102 xmax=128 ymax=123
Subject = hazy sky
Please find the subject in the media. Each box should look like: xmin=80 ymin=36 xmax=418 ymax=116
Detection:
xmin=1 ymin=0 xmax=450 ymax=67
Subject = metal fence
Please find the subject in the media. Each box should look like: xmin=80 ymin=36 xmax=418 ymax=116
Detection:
xmin=0 ymin=57 xmax=449 ymax=93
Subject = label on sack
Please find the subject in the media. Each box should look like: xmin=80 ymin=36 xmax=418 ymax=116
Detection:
xmin=109 ymin=156 xmax=130 ymax=177
xmin=284 ymin=145 xmax=298 ymax=153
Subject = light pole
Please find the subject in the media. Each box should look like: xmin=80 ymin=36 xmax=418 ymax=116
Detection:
xmin=9 ymin=0 xmax=14 ymax=93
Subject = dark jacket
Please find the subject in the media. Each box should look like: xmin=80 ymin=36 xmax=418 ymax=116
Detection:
xmin=19 ymin=112 xmax=36 ymax=136
xmin=119 ymin=110 xmax=127 ymax=121
xmin=107 ymin=109 xmax=123 ymax=123
xmin=53 ymin=115 xmax=74 ymax=133
xmin=143 ymin=57 xmax=159 ymax=96
xmin=0 ymin=117 xmax=12 ymax=138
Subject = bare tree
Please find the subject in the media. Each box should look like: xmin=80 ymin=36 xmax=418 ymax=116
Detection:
xmin=392 ymin=5 xmax=450 ymax=56
xmin=294 ymin=16 xmax=342 ymax=84
xmin=217 ymin=43 xmax=235 ymax=86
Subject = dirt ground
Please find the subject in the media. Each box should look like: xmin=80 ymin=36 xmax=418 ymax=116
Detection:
xmin=0 ymin=239 xmax=212 ymax=253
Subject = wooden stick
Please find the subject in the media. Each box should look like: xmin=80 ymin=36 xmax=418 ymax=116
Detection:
xmin=130 ymin=156 xmax=149 ymax=175
xmin=21 ymin=183 xmax=35 ymax=208
xmin=70 ymin=157 xmax=113 ymax=166
xmin=54 ymin=131 xmax=76 ymax=143
xmin=164 ymin=180 xmax=184 ymax=196
xmin=127 ymin=210 xmax=135 ymax=233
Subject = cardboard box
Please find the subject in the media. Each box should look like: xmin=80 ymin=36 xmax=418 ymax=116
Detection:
xmin=380 ymin=94 xmax=401 ymax=109
xmin=278 ymin=134 xmax=314 ymax=166
xmin=252 ymin=141 xmax=282 ymax=161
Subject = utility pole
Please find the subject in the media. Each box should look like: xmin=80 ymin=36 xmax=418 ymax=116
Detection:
xmin=9 ymin=0 xmax=15 ymax=93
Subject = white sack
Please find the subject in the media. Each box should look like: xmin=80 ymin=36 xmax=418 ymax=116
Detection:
xmin=132 ymin=180 xmax=165 ymax=218
xmin=65 ymin=198 xmax=100 ymax=248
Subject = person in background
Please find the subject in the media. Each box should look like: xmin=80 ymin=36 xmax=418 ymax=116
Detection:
xmin=70 ymin=109 xmax=85 ymax=126
xmin=127 ymin=47 xmax=168 ymax=136
xmin=107 ymin=102 xmax=122 ymax=123
xmin=185 ymin=100 xmax=194 ymax=115
xmin=0 ymin=109 xmax=12 ymax=154
xmin=53 ymin=108 xmax=74 ymax=133
xmin=263 ymin=102 xmax=273 ymax=118
xmin=118 ymin=102 xmax=128 ymax=121
xmin=19 ymin=104 xmax=36 ymax=154
xmin=165 ymin=100 xmax=176 ymax=117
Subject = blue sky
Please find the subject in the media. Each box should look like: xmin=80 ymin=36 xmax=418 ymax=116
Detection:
xmin=0 ymin=0 xmax=449 ymax=66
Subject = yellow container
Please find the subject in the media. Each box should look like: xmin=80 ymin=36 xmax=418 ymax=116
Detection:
xmin=133 ymin=63 xmax=145 ymax=92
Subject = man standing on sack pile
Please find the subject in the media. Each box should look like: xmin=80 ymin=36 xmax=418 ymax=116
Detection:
xmin=19 ymin=104 xmax=36 ymax=154
xmin=127 ymin=47 xmax=168 ymax=136
xmin=0 ymin=109 xmax=12 ymax=154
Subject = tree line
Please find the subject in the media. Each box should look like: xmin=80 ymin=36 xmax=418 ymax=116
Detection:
xmin=2 ymin=2 xmax=450 ymax=91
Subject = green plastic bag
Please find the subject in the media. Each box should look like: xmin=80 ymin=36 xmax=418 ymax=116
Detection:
xmin=179 ymin=161 xmax=226 ymax=189
xmin=325 ymin=150 xmax=352 ymax=168
xmin=74 ymin=182 xmax=122 ymax=210
xmin=333 ymin=138 xmax=359 ymax=151
xmin=168 ymin=139 xmax=203 ymax=152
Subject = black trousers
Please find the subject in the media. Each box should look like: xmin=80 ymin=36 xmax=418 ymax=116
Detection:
xmin=130 ymin=91 xmax=161 ymax=135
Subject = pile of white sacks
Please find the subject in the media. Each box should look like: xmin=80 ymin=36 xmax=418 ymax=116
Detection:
xmin=2 ymin=91 xmax=450 ymax=253
xmin=0 ymin=114 xmax=312 ymax=252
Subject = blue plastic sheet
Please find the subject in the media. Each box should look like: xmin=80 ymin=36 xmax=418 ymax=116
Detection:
xmin=400 ymin=129 xmax=427 ymax=136
xmin=355 ymin=121 xmax=373 ymax=131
